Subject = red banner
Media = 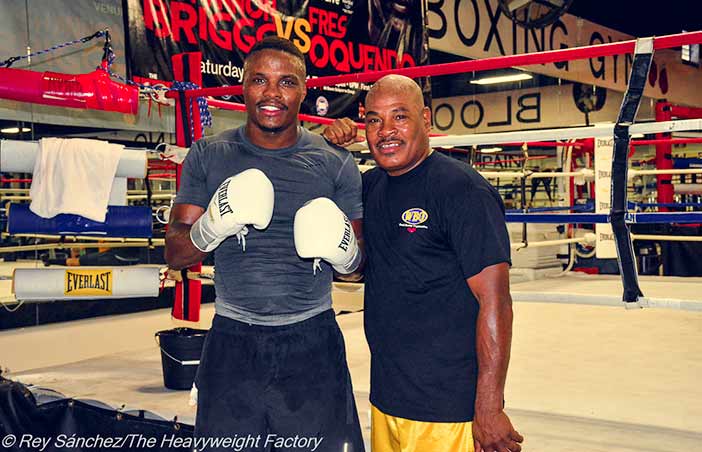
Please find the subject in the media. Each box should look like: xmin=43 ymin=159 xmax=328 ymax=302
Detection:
xmin=125 ymin=0 xmax=429 ymax=119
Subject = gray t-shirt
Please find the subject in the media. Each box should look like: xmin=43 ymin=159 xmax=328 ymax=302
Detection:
xmin=175 ymin=126 xmax=363 ymax=325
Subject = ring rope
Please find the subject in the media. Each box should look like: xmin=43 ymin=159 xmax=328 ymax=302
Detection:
xmin=172 ymin=31 xmax=702 ymax=99
xmin=631 ymin=234 xmax=702 ymax=242
xmin=511 ymin=234 xmax=595 ymax=251
xmin=428 ymin=119 xmax=702 ymax=148
xmin=1 ymin=233 xmax=163 ymax=243
xmin=0 ymin=240 xmax=164 ymax=254
xmin=0 ymin=29 xmax=108 ymax=68
xmin=505 ymin=212 xmax=702 ymax=224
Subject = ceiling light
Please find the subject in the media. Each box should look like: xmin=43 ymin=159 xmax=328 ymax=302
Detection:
xmin=470 ymin=73 xmax=533 ymax=85
xmin=480 ymin=147 xmax=503 ymax=153
xmin=1 ymin=127 xmax=31 ymax=134
xmin=360 ymin=149 xmax=371 ymax=154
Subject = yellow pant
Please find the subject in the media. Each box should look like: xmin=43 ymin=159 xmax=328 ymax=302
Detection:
xmin=371 ymin=405 xmax=474 ymax=452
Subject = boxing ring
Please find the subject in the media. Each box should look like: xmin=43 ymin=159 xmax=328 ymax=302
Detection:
xmin=1 ymin=30 xmax=702 ymax=451
xmin=2 ymin=287 xmax=701 ymax=451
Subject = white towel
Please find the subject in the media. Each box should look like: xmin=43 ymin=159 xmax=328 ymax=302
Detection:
xmin=29 ymin=138 xmax=124 ymax=222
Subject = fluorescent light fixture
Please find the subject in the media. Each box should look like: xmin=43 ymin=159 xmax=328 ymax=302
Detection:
xmin=480 ymin=147 xmax=502 ymax=153
xmin=360 ymin=149 xmax=371 ymax=154
xmin=470 ymin=73 xmax=532 ymax=85
xmin=631 ymin=133 xmax=644 ymax=139
xmin=1 ymin=127 xmax=30 ymax=134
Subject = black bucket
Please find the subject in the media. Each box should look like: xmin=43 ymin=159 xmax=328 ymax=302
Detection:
xmin=155 ymin=328 xmax=208 ymax=390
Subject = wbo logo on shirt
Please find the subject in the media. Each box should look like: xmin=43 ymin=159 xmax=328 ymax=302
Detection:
xmin=399 ymin=208 xmax=429 ymax=233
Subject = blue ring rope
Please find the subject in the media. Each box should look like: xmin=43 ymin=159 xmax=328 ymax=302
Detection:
xmin=506 ymin=211 xmax=702 ymax=224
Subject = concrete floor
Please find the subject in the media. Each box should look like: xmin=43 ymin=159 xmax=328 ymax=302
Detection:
xmin=2 ymin=272 xmax=702 ymax=451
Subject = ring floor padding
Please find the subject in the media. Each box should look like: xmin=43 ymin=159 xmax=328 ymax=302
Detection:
xmin=12 ymin=266 xmax=161 ymax=301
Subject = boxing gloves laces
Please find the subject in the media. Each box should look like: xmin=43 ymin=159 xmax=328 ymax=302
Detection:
xmin=190 ymin=172 xmax=359 ymax=275
xmin=189 ymin=168 xmax=274 ymax=252
xmin=294 ymin=197 xmax=361 ymax=275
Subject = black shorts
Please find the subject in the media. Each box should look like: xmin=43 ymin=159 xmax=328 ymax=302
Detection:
xmin=194 ymin=310 xmax=365 ymax=452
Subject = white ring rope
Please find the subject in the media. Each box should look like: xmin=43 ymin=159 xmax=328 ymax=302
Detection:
xmin=629 ymin=169 xmax=702 ymax=176
xmin=0 ymin=240 xmax=164 ymax=254
xmin=479 ymin=169 xmax=593 ymax=179
xmin=478 ymin=168 xmax=702 ymax=180
xmin=427 ymin=119 xmax=702 ymax=148
xmin=511 ymin=233 xmax=596 ymax=251
xmin=1 ymin=194 xmax=175 ymax=201
xmin=126 ymin=193 xmax=175 ymax=200
xmin=631 ymin=234 xmax=702 ymax=242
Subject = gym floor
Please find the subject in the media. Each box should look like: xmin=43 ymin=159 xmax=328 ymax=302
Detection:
xmin=2 ymin=264 xmax=701 ymax=451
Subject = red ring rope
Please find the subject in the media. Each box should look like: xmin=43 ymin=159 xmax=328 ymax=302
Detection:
xmin=168 ymin=31 xmax=702 ymax=100
xmin=628 ymin=137 xmax=702 ymax=157
xmin=207 ymin=99 xmax=356 ymax=128
xmin=1 ymin=178 xmax=32 ymax=183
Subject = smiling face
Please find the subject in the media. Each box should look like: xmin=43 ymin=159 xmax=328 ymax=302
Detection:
xmin=243 ymin=49 xmax=307 ymax=149
xmin=364 ymin=75 xmax=431 ymax=176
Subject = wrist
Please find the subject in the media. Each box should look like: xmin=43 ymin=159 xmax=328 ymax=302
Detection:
xmin=190 ymin=216 xmax=219 ymax=252
xmin=331 ymin=243 xmax=362 ymax=274
xmin=475 ymin=395 xmax=505 ymax=417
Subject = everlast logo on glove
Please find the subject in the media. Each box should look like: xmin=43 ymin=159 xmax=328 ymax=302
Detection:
xmin=338 ymin=217 xmax=352 ymax=251
xmin=217 ymin=179 xmax=234 ymax=216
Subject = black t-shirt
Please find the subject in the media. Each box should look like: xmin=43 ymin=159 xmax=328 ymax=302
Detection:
xmin=362 ymin=152 xmax=511 ymax=422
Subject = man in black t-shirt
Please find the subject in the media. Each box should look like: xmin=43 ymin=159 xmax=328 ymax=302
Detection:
xmin=325 ymin=75 xmax=523 ymax=452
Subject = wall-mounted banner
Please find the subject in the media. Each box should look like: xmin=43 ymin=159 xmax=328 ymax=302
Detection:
xmin=125 ymin=0 xmax=430 ymax=120
xmin=427 ymin=0 xmax=702 ymax=107
xmin=432 ymin=84 xmax=655 ymax=135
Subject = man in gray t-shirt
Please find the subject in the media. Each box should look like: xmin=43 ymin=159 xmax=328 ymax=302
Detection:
xmin=165 ymin=37 xmax=365 ymax=452
xmin=175 ymin=126 xmax=362 ymax=325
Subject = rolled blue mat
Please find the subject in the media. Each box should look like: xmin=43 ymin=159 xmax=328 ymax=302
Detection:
xmin=7 ymin=204 xmax=153 ymax=238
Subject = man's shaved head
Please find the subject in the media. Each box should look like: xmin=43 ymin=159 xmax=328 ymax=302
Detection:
xmin=366 ymin=75 xmax=424 ymax=112
xmin=363 ymin=74 xmax=432 ymax=177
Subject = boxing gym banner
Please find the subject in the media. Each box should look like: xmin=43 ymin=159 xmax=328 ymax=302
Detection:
xmin=431 ymin=84 xmax=655 ymax=135
xmin=427 ymin=0 xmax=702 ymax=107
xmin=125 ymin=0 xmax=430 ymax=121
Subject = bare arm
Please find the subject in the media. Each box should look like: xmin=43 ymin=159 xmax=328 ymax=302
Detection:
xmin=335 ymin=218 xmax=365 ymax=282
xmin=164 ymin=203 xmax=208 ymax=270
xmin=468 ymin=262 xmax=523 ymax=452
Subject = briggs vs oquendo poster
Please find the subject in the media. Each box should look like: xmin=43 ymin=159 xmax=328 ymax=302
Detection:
xmin=125 ymin=0 xmax=429 ymax=121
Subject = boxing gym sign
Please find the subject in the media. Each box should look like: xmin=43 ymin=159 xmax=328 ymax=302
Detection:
xmin=125 ymin=0 xmax=429 ymax=119
xmin=427 ymin=0 xmax=702 ymax=107
xmin=431 ymin=83 xmax=655 ymax=134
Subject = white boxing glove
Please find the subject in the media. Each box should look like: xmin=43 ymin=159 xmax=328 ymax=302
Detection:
xmin=294 ymin=197 xmax=361 ymax=275
xmin=190 ymin=168 xmax=274 ymax=252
